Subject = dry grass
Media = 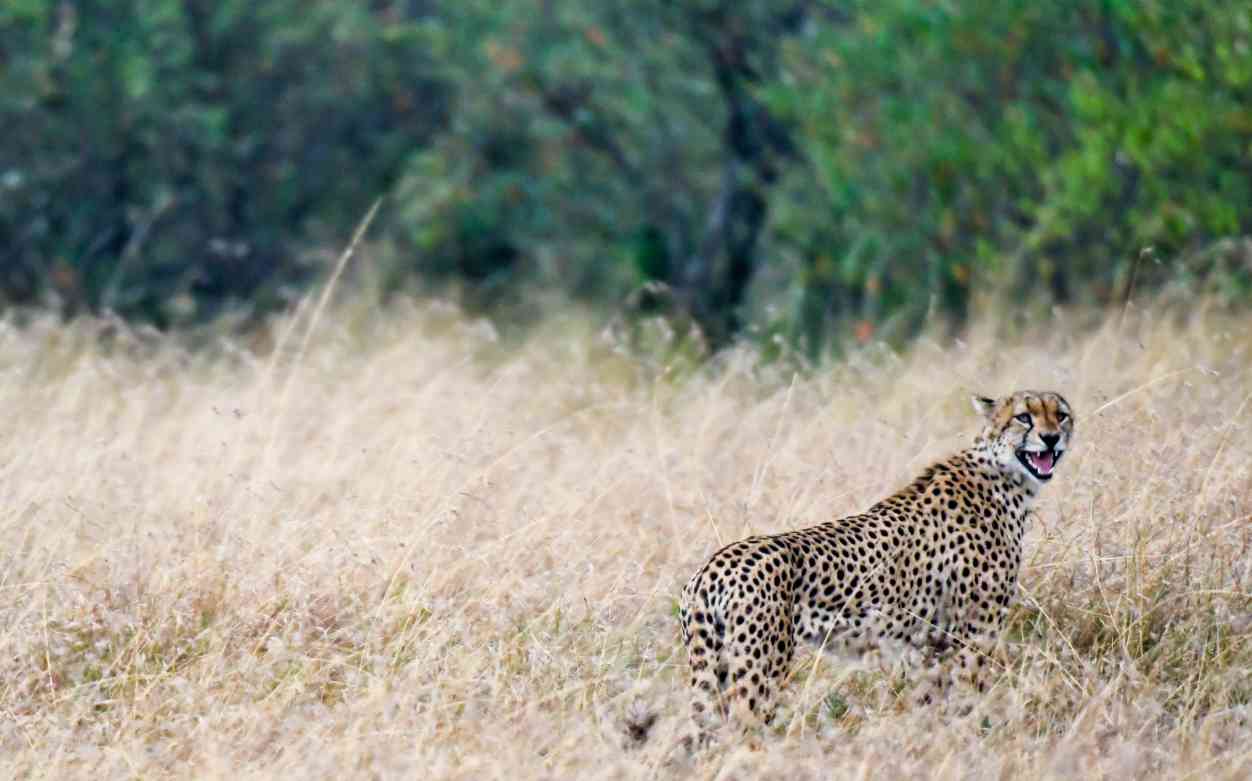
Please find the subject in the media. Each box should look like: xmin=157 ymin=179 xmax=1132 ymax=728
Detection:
xmin=0 ymin=300 xmax=1249 ymax=779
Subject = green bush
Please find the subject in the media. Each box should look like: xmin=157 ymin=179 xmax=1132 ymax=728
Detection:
xmin=385 ymin=0 xmax=808 ymax=345
xmin=770 ymin=0 xmax=1252 ymax=349
xmin=0 ymin=0 xmax=447 ymax=325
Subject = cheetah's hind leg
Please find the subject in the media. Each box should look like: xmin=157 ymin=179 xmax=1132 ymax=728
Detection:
xmin=721 ymin=596 xmax=792 ymax=739
xmin=682 ymin=615 xmax=729 ymax=749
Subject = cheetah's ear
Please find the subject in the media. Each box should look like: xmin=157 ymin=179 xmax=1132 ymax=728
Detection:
xmin=970 ymin=394 xmax=998 ymax=420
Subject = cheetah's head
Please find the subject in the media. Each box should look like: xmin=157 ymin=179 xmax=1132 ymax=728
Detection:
xmin=971 ymin=390 xmax=1074 ymax=484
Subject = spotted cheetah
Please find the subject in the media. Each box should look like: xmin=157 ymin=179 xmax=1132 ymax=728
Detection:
xmin=679 ymin=390 xmax=1073 ymax=736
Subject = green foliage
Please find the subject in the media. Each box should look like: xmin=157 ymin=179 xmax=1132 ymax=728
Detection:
xmin=772 ymin=0 xmax=1252 ymax=349
xmin=1 ymin=0 xmax=1250 ymax=352
xmin=1 ymin=0 xmax=447 ymax=325
xmin=387 ymin=0 xmax=807 ymax=343
xmin=387 ymin=0 xmax=1252 ymax=356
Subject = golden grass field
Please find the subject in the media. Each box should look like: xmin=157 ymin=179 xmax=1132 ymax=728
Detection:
xmin=0 ymin=300 xmax=1249 ymax=779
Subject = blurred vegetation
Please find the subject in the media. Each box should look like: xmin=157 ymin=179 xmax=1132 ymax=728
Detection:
xmin=2 ymin=1 xmax=1250 ymax=354
xmin=1 ymin=0 xmax=448 ymax=325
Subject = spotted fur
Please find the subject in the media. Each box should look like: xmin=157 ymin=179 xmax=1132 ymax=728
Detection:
xmin=678 ymin=390 xmax=1074 ymax=736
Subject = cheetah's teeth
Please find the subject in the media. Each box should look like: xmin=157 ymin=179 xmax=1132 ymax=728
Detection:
xmin=1027 ymin=450 xmax=1055 ymax=474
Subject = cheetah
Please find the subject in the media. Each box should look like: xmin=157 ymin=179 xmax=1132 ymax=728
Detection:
xmin=679 ymin=390 xmax=1073 ymax=736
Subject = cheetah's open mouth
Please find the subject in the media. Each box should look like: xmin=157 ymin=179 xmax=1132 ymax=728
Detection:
xmin=1017 ymin=447 xmax=1062 ymax=481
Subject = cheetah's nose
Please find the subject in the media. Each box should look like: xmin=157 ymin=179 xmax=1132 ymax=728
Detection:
xmin=1040 ymin=433 xmax=1060 ymax=450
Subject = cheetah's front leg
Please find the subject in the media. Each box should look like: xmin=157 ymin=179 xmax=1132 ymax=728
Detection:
xmin=939 ymin=590 xmax=1012 ymax=703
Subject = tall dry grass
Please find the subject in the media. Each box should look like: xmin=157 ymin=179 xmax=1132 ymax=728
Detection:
xmin=0 ymin=300 xmax=1248 ymax=779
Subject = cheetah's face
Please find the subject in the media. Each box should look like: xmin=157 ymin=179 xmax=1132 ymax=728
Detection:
xmin=971 ymin=391 xmax=1074 ymax=484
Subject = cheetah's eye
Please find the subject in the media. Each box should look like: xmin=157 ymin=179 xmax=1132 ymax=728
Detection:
xmin=1014 ymin=413 xmax=1032 ymax=425
xmin=1057 ymin=411 xmax=1069 ymax=422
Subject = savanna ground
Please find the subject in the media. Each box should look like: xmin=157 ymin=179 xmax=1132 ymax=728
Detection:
xmin=0 ymin=299 xmax=1249 ymax=779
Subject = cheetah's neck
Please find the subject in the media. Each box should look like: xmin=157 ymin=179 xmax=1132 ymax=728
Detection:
xmin=963 ymin=444 xmax=1042 ymax=504
xmin=884 ymin=447 xmax=1041 ymax=514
